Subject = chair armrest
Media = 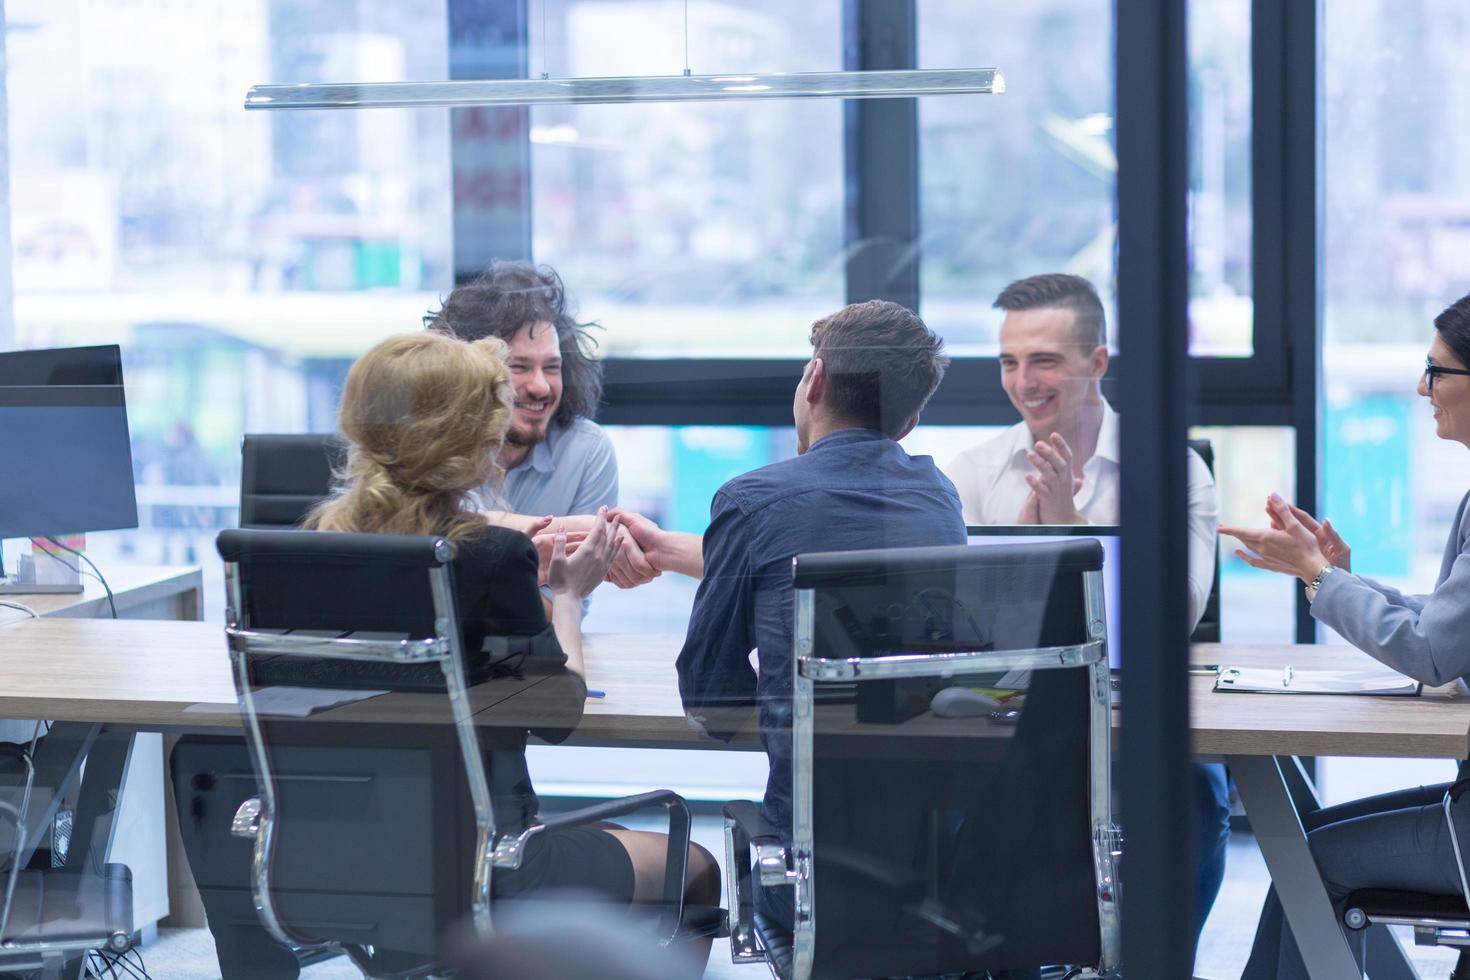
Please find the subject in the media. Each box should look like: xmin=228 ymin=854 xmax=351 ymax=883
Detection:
xmin=722 ymin=799 xmax=785 ymax=967
xmin=0 ymin=743 xmax=36 ymax=797
xmin=536 ymin=790 xmax=686 ymax=831
xmin=497 ymin=790 xmax=693 ymax=946
xmin=723 ymin=800 xmax=781 ymax=844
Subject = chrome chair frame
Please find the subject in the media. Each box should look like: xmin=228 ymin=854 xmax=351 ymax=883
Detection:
xmin=221 ymin=532 xmax=706 ymax=970
xmin=1342 ymin=778 xmax=1470 ymax=977
xmin=725 ymin=562 xmax=1123 ymax=980
xmin=0 ymin=743 xmax=132 ymax=977
xmin=222 ymin=539 xmax=499 ymax=960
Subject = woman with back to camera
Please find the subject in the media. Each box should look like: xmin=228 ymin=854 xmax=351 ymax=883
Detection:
xmin=1221 ymin=291 xmax=1470 ymax=979
xmin=308 ymin=331 xmax=720 ymax=972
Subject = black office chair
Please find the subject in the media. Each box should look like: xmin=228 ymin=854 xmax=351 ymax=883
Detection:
xmin=1342 ymin=778 xmax=1470 ymax=979
xmin=724 ymin=540 xmax=1121 ymax=979
xmin=0 ymin=743 xmax=133 ymax=978
xmin=212 ymin=528 xmax=710 ymax=975
xmin=1188 ymin=437 xmax=1222 ymax=644
xmin=239 ymin=433 xmax=345 ymax=529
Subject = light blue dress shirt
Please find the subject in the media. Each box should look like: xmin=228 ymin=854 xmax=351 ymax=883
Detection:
xmin=474 ymin=417 xmax=618 ymax=518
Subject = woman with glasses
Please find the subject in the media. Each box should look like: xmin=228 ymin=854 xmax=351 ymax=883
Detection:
xmin=1221 ymin=290 xmax=1470 ymax=980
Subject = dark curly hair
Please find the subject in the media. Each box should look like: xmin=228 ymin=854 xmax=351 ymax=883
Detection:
xmin=424 ymin=261 xmax=604 ymax=428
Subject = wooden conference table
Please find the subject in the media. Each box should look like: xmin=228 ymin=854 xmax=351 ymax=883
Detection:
xmin=0 ymin=619 xmax=1463 ymax=980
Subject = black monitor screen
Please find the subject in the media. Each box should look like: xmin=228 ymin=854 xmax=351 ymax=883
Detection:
xmin=0 ymin=345 xmax=139 ymax=538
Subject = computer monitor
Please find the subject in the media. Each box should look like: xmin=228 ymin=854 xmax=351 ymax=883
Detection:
xmin=0 ymin=344 xmax=139 ymax=539
xmin=966 ymin=525 xmax=1122 ymax=668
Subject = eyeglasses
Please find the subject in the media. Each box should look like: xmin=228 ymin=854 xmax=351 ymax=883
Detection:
xmin=1424 ymin=359 xmax=1470 ymax=390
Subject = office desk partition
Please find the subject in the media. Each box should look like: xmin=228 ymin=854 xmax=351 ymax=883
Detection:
xmin=1 ymin=620 xmax=1463 ymax=979
xmin=0 ymin=564 xmax=201 ymax=625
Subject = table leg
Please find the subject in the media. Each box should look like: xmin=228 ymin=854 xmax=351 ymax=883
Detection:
xmin=66 ymin=728 xmax=135 ymax=871
xmin=1266 ymin=755 xmax=1421 ymax=978
xmin=3 ymin=722 xmax=100 ymax=863
xmin=1364 ymin=923 xmax=1419 ymax=980
xmin=1228 ymin=754 xmax=1365 ymax=980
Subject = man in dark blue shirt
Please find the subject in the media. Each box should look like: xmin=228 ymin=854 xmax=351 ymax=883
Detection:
xmin=613 ymin=299 xmax=966 ymax=844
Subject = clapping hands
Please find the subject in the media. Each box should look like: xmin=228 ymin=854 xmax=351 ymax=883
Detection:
xmin=1016 ymin=433 xmax=1086 ymax=524
xmin=1220 ymin=493 xmax=1351 ymax=582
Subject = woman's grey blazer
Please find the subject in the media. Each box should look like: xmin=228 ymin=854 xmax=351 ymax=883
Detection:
xmin=1312 ymin=489 xmax=1470 ymax=687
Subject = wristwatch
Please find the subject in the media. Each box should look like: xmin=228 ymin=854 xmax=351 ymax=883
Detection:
xmin=1304 ymin=564 xmax=1335 ymax=603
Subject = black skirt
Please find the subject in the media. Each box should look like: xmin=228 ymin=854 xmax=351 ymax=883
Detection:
xmin=492 ymin=825 xmax=636 ymax=904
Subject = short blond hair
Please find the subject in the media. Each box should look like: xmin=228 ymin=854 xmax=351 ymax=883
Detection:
xmin=308 ymin=331 xmax=512 ymax=545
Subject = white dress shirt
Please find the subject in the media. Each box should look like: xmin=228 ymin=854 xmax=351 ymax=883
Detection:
xmin=943 ymin=400 xmax=1220 ymax=631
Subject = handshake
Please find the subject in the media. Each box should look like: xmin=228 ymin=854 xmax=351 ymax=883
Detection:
xmin=486 ymin=508 xmax=683 ymax=590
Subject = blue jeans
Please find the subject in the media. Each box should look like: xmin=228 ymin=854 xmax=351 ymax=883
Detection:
xmin=1241 ymin=782 xmax=1458 ymax=980
xmin=1194 ymin=762 xmax=1234 ymax=947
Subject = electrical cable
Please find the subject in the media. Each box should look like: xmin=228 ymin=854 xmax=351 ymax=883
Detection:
xmin=0 ymin=600 xmax=40 ymax=618
xmin=39 ymin=537 xmax=116 ymax=619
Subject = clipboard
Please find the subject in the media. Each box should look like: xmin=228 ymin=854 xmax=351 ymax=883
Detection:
xmin=1213 ymin=665 xmax=1421 ymax=697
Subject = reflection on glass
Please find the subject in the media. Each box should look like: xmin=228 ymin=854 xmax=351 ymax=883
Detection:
xmin=529 ymin=0 xmax=844 ymax=358
xmin=1187 ymin=0 xmax=1253 ymax=356
xmin=1189 ymin=426 xmax=1295 ymax=644
xmin=917 ymin=0 xmax=1252 ymax=357
xmin=918 ymin=0 xmax=1113 ymax=354
xmin=1323 ymin=0 xmax=1470 ymax=599
xmin=5 ymin=0 xmax=452 ymax=589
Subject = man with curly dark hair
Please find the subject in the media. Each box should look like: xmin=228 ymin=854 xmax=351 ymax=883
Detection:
xmin=426 ymin=261 xmax=617 ymax=525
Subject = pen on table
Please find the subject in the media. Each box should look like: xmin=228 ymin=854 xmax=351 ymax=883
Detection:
xmin=1187 ymin=664 xmax=1221 ymax=676
xmin=586 ymin=689 xmax=606 ymax=699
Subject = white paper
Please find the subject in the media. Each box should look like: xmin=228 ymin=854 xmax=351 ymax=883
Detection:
xmin=1215 ymin=665 xmax=1420 ymax=696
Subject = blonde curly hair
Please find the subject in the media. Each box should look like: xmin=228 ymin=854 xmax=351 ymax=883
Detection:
xmin=307 ymin=331 xmax=512 ymax=546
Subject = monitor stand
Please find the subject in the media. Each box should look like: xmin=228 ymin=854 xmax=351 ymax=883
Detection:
xmin=0 ymin=580 xmax=83 ymax=595
xmin=0 ymin=552 xmax=84 ymax=594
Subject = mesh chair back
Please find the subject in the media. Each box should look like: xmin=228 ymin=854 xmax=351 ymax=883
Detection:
xmin=788 ymin=540 xmax=1118 ymax=979
xmin=216 ymin=528 xmax=494 ymax=962
xmin=239 ymin=434 xmax=345 ymax=530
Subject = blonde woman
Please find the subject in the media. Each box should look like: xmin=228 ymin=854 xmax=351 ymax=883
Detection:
xmin=308 ymin=332 xmax=721 ymax=923
xmin=179 ymin=332 xmax=718 ymax=979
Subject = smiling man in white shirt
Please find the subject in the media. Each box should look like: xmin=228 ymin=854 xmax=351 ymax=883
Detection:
xmin=943 ymin=273 xmax=1226 ymax=963
xmin=944 ymin=272 xmax=1219 ymax=628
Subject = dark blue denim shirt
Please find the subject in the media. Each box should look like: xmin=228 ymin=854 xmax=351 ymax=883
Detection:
xmin=675 ymin=428 xmax=967 ymax=834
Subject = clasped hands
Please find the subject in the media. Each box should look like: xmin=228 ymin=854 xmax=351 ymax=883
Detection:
xmin=1220 ymin=493 xmax=1352 ymax=583
xmin=508 ymin=510 xmax=666 ymax=589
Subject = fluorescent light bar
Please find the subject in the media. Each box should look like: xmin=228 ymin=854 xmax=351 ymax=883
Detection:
xmin=244 ymin=68 xmax=1003 ymax=111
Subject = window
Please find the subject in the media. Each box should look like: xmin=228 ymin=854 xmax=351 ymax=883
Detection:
xmin=917 ymin=0 xmax=1113 ymax=355
xmin=917 ymin=0 xmax=1251 ymax=357
xmin=6 ymin=0 xmax=452 ymax=594
xmin=1314 ymin=0 xmax=1470 ymax=804
xmin=528 ymin=0 xmax=844 ymax=358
